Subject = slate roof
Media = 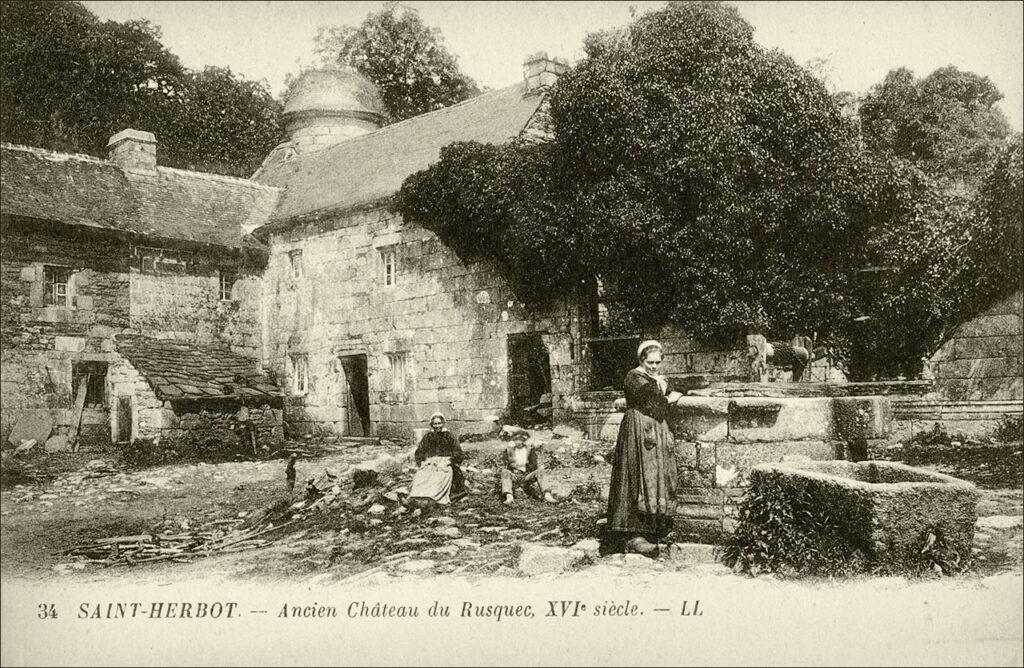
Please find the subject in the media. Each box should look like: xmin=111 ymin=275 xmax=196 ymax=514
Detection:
xmin=0 ymin=145 xmax=142 ymax=233
xmin=0 ymin=143 xmax=281 ymax=249
xmin=252 ymin=81 xmax=546 ymax=226
xmin=117 ymin=336 xmax=281 ymax=402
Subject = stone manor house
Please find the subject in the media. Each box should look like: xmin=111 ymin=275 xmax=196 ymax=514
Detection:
xmin=2 ymin=53 xmax=1020 ymax=447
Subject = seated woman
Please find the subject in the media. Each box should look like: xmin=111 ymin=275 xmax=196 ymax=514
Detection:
xmin=404 ymin=413 xmax=467 ymax=512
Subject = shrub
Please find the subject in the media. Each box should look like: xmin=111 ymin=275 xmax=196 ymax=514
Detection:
xmin=993 ymin=415 xmax=1023 ymax=443
xmin=719 ymin=471 xmax=871 ymax=576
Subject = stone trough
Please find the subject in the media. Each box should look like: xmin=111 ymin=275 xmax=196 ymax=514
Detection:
xmin=747 ymin=460 xmax=979 ymax=573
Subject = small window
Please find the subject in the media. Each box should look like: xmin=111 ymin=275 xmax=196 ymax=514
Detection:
xmin=290 ymin=354 xmax=308 ymax=395
xmin=380 ymin=248 xmax=397 ymax=287
xmin=289 ymin=249 xmax=304 ymax=279
xmin=44 ymin=265 xmax=71 ymax=307
xmin=72 ymin=362 xmax=108 ymax=408
xmin=386 ymin=353 xmax=407 ymax=393
xmin=219 ymin=271 xmax=236 ymax=301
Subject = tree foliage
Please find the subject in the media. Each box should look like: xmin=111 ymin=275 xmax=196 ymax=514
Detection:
xmin=857 ymin=138 xmax=1024 ymax=377
xmin=400 ymin=1 xmax=889 ymax=341
xmin=859 ymin=66 xmax=1014 ymax=185
xmin=313 ymin=2 xmax=480 ymax=123
xmin=400 ymin=1 xmax=1023 ymax=376
xmin=0 ymin=1 xmax=282 ymax=177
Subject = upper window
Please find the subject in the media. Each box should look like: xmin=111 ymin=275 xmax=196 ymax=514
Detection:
xmin=290 ymin=354 xmax=308 ymax=395
xmin=44 ymin=265 xmax=71 ymax=307
xmin=288 ymin=249 xmax=304 ymax=279
xmin=380 ymin=248 xmax=397 ymax=287
xmin=219 ymin=271 xmax=236 ymax=301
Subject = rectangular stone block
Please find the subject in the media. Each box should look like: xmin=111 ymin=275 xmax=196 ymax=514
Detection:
xmin=832 ymin=396 xmax=892 ymax=440
xmin=728 ymin=397 xmax=832 ymax=442
xmin=54 ymin=336 xmax=86 ymax=352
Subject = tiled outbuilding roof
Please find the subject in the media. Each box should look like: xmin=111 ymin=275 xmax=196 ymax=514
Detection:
xmin=0 ymin=143 xmax=280 ymax=249
xmin=252 ymin=81 xmax=547 ymax=226
xmin=117 ymin=336 xmax=280 ymax=401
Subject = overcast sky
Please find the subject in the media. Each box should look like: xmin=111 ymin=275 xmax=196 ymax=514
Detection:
xmin=83 ymin=1 xmax=1024 ymax=131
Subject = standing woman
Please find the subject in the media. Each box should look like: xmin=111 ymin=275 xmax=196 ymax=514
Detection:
xmin=604 ymin=340 xmax=681 ymax=555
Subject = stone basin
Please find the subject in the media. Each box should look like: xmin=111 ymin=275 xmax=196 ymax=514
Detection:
xmin=747 ymin=461 xmax=979 ymax=572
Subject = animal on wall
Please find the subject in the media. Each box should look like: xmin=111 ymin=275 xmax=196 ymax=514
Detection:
xmin=745 ymin=334 xmax=820 ymax=382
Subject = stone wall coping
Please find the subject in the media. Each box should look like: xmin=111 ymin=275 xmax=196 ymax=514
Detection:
xmin=753 ymin=460 xmax=977 ymax=491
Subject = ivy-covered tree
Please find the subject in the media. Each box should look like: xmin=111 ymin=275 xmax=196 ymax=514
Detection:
xmin=313 ymin=2 xmax=480 ymax=123
xmin=0 ymin=0 xmax=282 ymax=177
xmin=859 ymin=66 xmax=1014 ymax=185
xmin=400 ymin=1 xmax=887 ymax=342
xmin=856 ymin=136 xmax=1024 ymax=377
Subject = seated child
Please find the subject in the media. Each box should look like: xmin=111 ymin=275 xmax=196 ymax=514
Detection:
xmin=501 ymin=433 xmax=556 ymax=505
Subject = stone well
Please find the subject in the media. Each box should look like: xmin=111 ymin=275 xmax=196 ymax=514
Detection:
xmin=747 ymin=461 xmax=979 ymax=572
xmin=569 ymin=383 xmax=896 ymax=542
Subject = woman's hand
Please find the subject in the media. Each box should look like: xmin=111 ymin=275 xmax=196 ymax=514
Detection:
xmin=666 ymin=391 xmax=684 ymax=404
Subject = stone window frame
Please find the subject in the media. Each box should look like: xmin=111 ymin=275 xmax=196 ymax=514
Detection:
xmin=289 ymin=353 xmax=308 ymax=396
xmin=219 ymin=270 xmax=237 ymax=301
xmin=379 ymin=246 xmax=398 ymax=287
xmin=43 ymin=264 xmax=73 ymax=307
xmin=288 ymin=249 xmax=304 ymax=280
xmin=385 ymin=352 xmax=408 ymax=393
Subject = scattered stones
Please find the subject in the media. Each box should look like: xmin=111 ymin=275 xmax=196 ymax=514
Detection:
xmin=517 ymin=543 xmax=585 ymax=576
xmin=622 ymin=553 xmax=662 ymax=570
xmin=44 ymin=435 xmax=71 ymax=453
xmin=433 ymin=526 xmax=462 ymax=539
xmin=430 ymin=545 xmax=460 ymax=557
xmin=662 ymin=542 xmax=718 ymax=566
xmin=571 ymin=538 xmax=601 ymax=558
xmin=367 ymin=504 xmax=387 ymax=515
xmin=429 ymin=516 xmax=458 ymax=526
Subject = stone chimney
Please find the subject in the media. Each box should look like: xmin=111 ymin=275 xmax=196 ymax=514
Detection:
xmin=523 ymin=51 xmax=569 ymax=95
xmin=107 ymin=129 xmax=157 ymax=172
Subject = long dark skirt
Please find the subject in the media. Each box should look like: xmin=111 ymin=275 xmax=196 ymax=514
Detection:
xmin=605 ymin=408 xmax=677 ymax=540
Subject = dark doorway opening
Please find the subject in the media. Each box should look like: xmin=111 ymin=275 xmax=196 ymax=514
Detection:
xmin=508 ymin=333 xmax=552 ymax=423
xmin=588 ymin=336 xmax=641 ymax=391
xmin=339 ymin=354 xmax=371 ymax=436
xmin=116 ymin=396 xmax=132 ymax=443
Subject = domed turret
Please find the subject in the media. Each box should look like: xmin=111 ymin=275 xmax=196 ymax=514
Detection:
xmin=281 ymin=69 xmax=388 ymax=152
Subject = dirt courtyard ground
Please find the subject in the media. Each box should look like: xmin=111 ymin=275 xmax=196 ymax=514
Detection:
xmin=1 ymin=436 xmax=1022 ymax=665
xmin=1 ymin=435 xmax=1022 ymax=581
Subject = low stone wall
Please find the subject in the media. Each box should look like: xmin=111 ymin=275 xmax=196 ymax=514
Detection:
xmin=125 ymin=399 xmax=284 ymax=463
xmin=744 ymin=461 xmax=979 ymax=573
xmin=891 ymin=398 xmax=1024 ymax=440
xmin=928 ymin=289 xmax=1023 ymax=401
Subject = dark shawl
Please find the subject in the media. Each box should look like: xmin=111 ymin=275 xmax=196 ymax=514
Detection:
xmin=415 ymin=430 xmax=464 ymax=466
xmin=623 ymin=367 xmax=671 ymax=421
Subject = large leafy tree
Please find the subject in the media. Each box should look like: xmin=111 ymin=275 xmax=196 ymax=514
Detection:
xmin=0 ymin=1 xmax=282 ymax=177
xmin=859 ymin=66 xmax=1014 ymax=185
xmin=313 ymin=2 xmax=480 ymax=122
xmin=858 ymin=137 xmax=1024 ymax=378
xmin=400 ymin=1 xmax=888 ymax=342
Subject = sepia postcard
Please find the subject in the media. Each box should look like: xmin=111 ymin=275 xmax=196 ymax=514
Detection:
xmin=1 ymin=1 xmax=1022 ymax=665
